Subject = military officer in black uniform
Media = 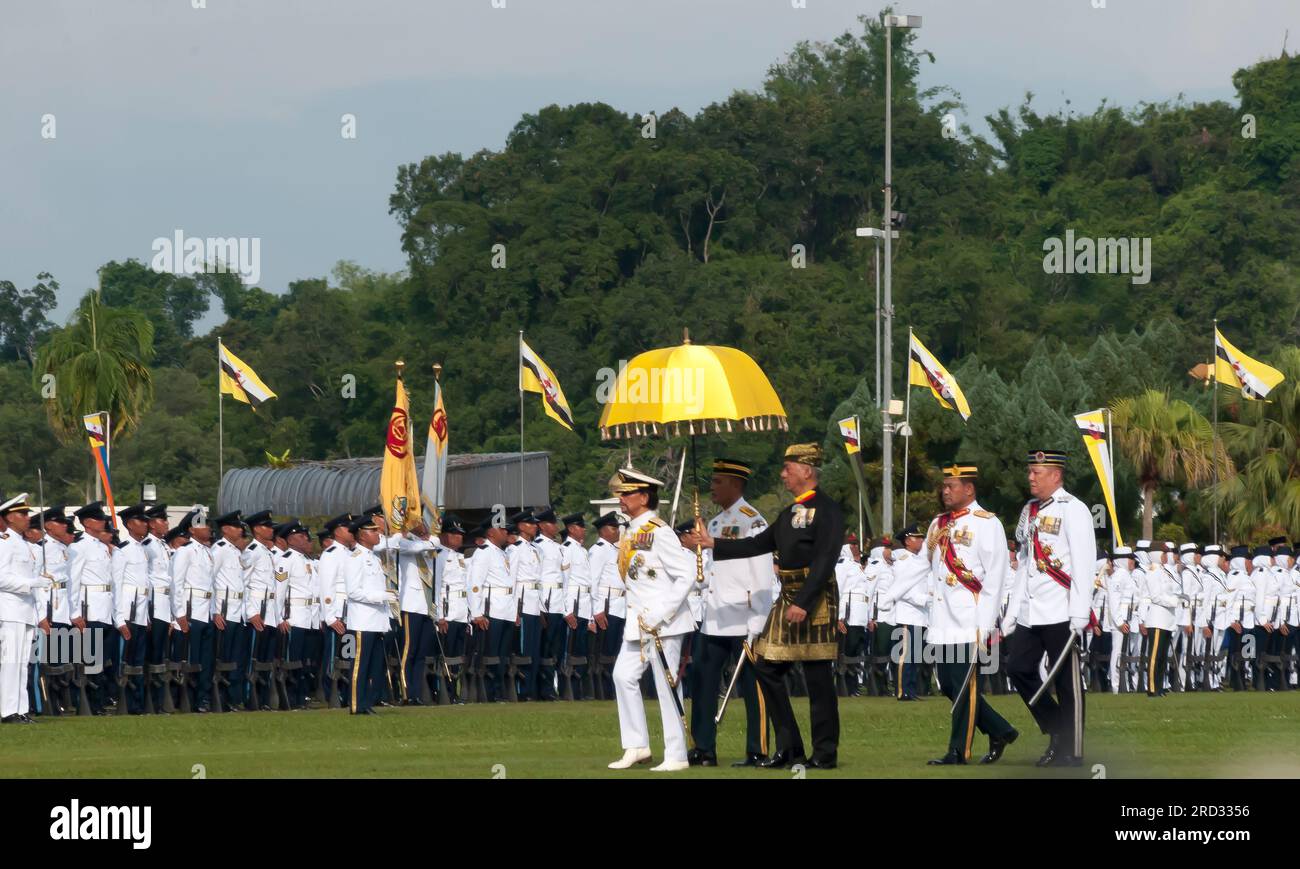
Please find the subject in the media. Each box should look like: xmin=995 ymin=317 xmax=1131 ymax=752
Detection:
xmin=691 ymin=443 xmax=843 ymax=770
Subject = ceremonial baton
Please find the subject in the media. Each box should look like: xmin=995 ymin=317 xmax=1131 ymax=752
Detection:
xmin=1028 ymin=633 xmax=1083 ymax=708
xmin=715 ymin=636 xmax=756 ymax=726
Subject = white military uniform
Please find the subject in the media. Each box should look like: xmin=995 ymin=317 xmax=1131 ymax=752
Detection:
xmin=145 ymin=533 xmax=175 ymax=625
xmin=211 ymin=538 xmax=245 ymax=624
xmin=611 ymin=510 xmax=696 ymax=766
xmin=562 ymin=537 xmax=591 ymax=619
xmin=241 ymin=539 xmax=281 ymax=626
xmin=172 ymin=539 xmax=215 ymax=624
xmin=469 ymin=541 xmax=514 ymax=622
xmin=923 ymin=503 xmax=1008 ymax=646
xmin=344 ymin=544 xmax=394 ymax=634
xmin=1200 ymin=551 xmax=1231 ymax=690
xmin=880 ymin=545 xmax=930 ymax=654
xmin=836 ymin=547 xmax=870 ymax=629
xmin=509 ymin=538 xmax=543 ymax=617
xmin=378 ymin=534 xmax=438 ymax=618
xmin=36 ymin=535 xmax=73 ymax=626
xmin=69 ymin=532 xmax=114 ymax=625
xmin=1006 ymin=488 xmax=1096 ymax=632
xmin=282 ymin=548 xmax=317 ymax=630
xmin=112 ymin=535 xmax=152 ymax=630
xmin=704 ymin=498 xmax=772 ymax=637
xmin=318 ymin=541 xmax=348 ymax=627
xmin=0 ymin=522 xmax=45 ymax=718
xmin=436 ymin=547 xmax=471 ymax=623
xmin=1107 ymin=556 xmax=1141 ymax=693
xmin=588 ymin=536 xmax=625 ymax=619
xmin=535 ymin=533 xmax=569 ymax=618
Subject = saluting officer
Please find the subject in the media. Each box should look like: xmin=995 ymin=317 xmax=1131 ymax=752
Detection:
xmin=689 ymin=458 xmax=773 ymax=768
xmin=1004 ymin=449 xmax=1096 ymax=767
xmin=380 ymin=519 xmax=439 ymax=705
xmin=693 ymin=444 xmax=844 ymax=770
xmin=923 ymin=463 xmax=1019 ymax=766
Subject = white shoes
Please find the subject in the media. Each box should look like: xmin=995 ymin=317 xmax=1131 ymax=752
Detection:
xmin=650 ymin=759 xmax=690 ymax=772
xmin=608 ymin=747 xmax=653 ymax=769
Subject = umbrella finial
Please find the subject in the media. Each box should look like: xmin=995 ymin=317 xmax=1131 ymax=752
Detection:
xmin=683 ymin=328 xmax=691 ymax=345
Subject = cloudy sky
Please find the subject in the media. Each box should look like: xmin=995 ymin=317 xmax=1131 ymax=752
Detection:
xmin=2 ymin=0 xmax=1294 ymax=328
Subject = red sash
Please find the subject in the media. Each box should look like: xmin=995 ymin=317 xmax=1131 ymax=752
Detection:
xmin=1028 ymin=499 xmax=1072 ymax=591
xmin=936 ymin=509 xmax=982 ymax=596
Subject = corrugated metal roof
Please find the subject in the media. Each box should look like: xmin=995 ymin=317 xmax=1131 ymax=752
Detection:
xmin=218 ymin=452 xmax=549 ymax=516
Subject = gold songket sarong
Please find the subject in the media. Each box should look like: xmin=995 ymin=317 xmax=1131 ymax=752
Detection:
xmin=754 ymin=567 xmax=839 ymax=662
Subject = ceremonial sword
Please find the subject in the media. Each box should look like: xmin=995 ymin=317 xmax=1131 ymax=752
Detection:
xmin=1028 ymin=633 xmax=1083 ymax=708
xmin=639 ymin=616 xmax=688 ymax=739
xmin=714 ymin=635 xmax=756 ymax=726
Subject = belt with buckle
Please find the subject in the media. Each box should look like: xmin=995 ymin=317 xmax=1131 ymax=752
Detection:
xmin=290 ymin=597 xmax=313 ymax=605
xmin=190 ymin=591 xmax=213 ymax=600
xmin=449 ymin=591 xmax=468 ymax=598
xmin=777 ymin=567 xmax=811 ymax=580
xmin=602 ymin=588 xmax=625 ymax=597
xmin=82 ymin=584 xmax=110 ymax=592
xmin=220 ymin=591 xmax=244 ymax=600
xmin=542 ymin=583 xmax=563 ymax=589
xmin=50 ymin=580 xmax=67 ymax=590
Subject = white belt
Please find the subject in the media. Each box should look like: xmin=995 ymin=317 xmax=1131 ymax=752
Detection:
xmin=601 ymin=588 xmax=625 ymax=598
xmin=290 ymin=597 xmax=314 ymax=605
xmin=521 ymin=582 xmax=541 ymax=590
xmin=219 ymin=591 xmax=244 ymax=600
xmin=248 ymin=591 xmax=276 ymax=600
xmin=188 ymin=591 xmax=213 ymax=600
xmin=541 ymin=583 xmax=563 ymax=589
xmin=446 ymin=591 xmax=468 ymax=598
xmin=49 ymin=581 xmax=67 ymax=590
xmin=83 ymin=584 xmax=111 ymax=592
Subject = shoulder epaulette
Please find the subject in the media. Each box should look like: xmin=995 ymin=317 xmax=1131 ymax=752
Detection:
xmin=738 ymin=505 xmax=758 ymax=518
xmin=973 ymin=510 xmax=997 ymax=519
xmin=477 ymin=543 xmax=488 ymax=550
xmin=216 ymin=539 xmax=227 ymax=547
xmin=324 ymin=544 xmax=336 ymax=553
xmin=1056 ymin=492 xmax=1073 ymax=503
xmin=645 ymin=517 xmax=666 ymax=529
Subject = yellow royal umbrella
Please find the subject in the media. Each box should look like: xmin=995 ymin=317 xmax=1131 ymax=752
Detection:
xmin=598 ymin=330 xmax=787 ymax=440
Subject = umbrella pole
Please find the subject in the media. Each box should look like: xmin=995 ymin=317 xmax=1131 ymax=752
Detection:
xmin=691 ymin=432 xmax=704 ymax=584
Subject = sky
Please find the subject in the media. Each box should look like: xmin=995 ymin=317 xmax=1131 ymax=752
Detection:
xmin=2 ymin=0 xmax=1295 ymax=331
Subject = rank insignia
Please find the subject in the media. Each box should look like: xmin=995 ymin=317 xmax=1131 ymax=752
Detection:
xmin=274 ymin=568 xmax=288 ymax=582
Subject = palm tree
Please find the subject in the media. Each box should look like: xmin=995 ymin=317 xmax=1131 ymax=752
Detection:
xmin=33 ymin=289 xmax=155 ymax=445
xmin=1110 ymin=389 xmax=1224 ymax=540
xmin=1212 ymin=346 xmax=1300 ymax=539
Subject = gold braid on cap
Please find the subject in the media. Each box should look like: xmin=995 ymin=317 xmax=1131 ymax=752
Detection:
xmin=783 ymin=443 xmax=823 ymax=467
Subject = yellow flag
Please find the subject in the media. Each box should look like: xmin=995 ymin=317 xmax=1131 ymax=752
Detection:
xmin=1215 ymin=328 xmax=1284 ymax=400
xmin=837 ymin=416 xmax=861 ymax=455
xmin=908 ymin=331 xmax=971 ymax=421
xmin=1075 ymin=409 xmax=1123 ymax=548
xmin=219 ymin=340 xmax=276 ymax=409
xmin=381 ymin=376 xmax=423 ymax=532
xmin=520 ymin=337 xmax=574 ymax=430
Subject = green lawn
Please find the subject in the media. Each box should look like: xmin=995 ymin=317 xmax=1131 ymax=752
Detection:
xmin=3 ymin=692 xmax=1296 ymax=778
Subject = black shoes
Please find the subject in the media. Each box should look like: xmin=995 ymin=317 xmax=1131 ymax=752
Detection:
xmin=731 ymin=753 xmax=768 ymax=768
xmin=687 ymin=748 xmax=717 ymax=767
xmin=897 ymin=695 xmax=920 ymax=702
xmin=0 ymin=714 xmax=31 ymax=724
xmin=980 ymin=729 xmax=1018 ymax=765
xmin=927 ymin=750 xmax=966 ymax=766
xmin=806 ymin=757 xmax=837 ymax=770
xmin=756 ymin=750 xmax=808 ymax=769
xmin=1035 ymin=736 xmax=1059 ymax=768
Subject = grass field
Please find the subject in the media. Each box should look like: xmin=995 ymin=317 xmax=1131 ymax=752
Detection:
xmin=3 ymin=692 xmax=1297 ymax=778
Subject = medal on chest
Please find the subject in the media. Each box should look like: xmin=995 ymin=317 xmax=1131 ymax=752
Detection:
xmin=791 ymin=505 xmax=815 ymax=529
xmin=1036 ymin=515 xmax=1061 ymax=536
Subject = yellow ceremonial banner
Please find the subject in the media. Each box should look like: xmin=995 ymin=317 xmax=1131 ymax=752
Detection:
xmin=908 ymin=331 xmax=971 ymax=421
xmin=520 ymin=337 xmax=575 ymax=430
xmin=1075 ymin=409 xmax=1124 ymax=548
xmin=838 ymin=416 xmax=861 ymax=455
xmin=381 ymin=376 xmax=423 ymax=532
xmin=1214 ymin=328 xmax=1284 ymax=400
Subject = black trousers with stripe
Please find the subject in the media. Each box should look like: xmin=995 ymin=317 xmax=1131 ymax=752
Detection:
xmin=935 ymin=643 xmax=1014 ymax=759
xmin=1147 ymin=627 xmax=1170 ymax=695
xmin=689 ymin=633 xmax=769 ymax=757
xmin=1008 ymin=621 xmax=1084 ymax=757
xmin=400 ymin=612 xmax=435 ymax=702
xmin=349 ymin=630 xmax=386 ymax=713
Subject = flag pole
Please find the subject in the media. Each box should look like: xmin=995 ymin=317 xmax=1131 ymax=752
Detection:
xmin=518 ymin=330 xmax=525 ymax=511
xmin=1106 ymin=405 xmax=1117 ymax=550
xmin=217 ymin=337 xmax=224 ymax=511
xmin=901 ymin=328 xmax=913 ymax=524
xmin=1211 ymin=319 xmax=1219 ymax=543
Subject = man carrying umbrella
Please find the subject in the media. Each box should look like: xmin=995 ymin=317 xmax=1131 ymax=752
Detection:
xmin=691 ymin=443 xmax=842 ymax=769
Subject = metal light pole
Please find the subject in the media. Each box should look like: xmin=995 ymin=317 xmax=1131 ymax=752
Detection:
xmin=880 ymin=13 xmax=920 ymax=537
xmin=858 ymin=226 xmax=899 ymax=410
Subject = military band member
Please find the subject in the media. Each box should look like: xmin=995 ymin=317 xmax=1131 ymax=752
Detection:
xmin=172 ymin=509 xmax=215 ymax=712
xmin=468 ymin=521 xmax=515 ymax=702
xmin=923 ymin=463 xmax=1018 ymax=765
xmin=1106 ymin=546 xmax=1140 ymax=693
xmin=605 ymin=469 xmax=695 ymax=772
xmin=560 ymin=513 xmax=593 ymax=700
xmin=881 ymin=525 xmax=929 ymax=701
xmin=1004 ymin=449 xmax=1095 ymax=767
xmin=70 ymin=502 xmax=115 ymax=714
xmin=587 ymin=512 xmax=625 ymax=698
xmin=534 ymin=509 xmax=569 ymax=701
xmin=686 ymin=458 xmax=772 ymax=768
xmin=0 ymin=495 xmax=46 ymax=723
xmin=212 ymin=511 xmax=249 ymax=710
xmin=693 ymin=444 xmax=843 ymax=770
xmin=343 ymin=516 xmax=397 ymax=714
xmin=112 ymin=504 xmax=153 ymax=714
